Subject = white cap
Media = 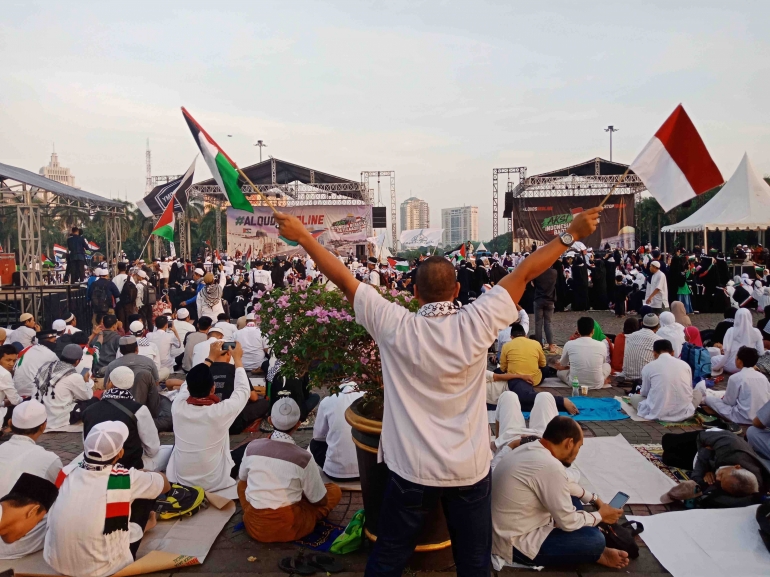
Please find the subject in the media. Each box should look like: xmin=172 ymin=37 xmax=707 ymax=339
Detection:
xmin=129 ymin=320 xmax=145 ymax=334
xmin=162 ymin=308 xmax=172 ymax=316
xmin=573 ymin=241 xmax=587 ymax=251
xmin=136 ymin=270 xmax=148 ymax=279
xmin=11 ymin=400 xmax=47 ymax=429
xmin=97 ymin=266 xmax=109 ymax=276
xmin=176 ymin=308 xmax=190 ymax=320
xmin=565 ymin=251 xmax=576 ymax=258
xmin=52 ymin=319 xmax=67 ymax=332
xmin=207 ymin=326 xmax=224 ymax=336
xmin=84 ymin=421 xmax=129 ymax=462
xmin=271 ymin=397 xmax=301 ymax=431
xmin=109 ymin=366 xmax=134 ymax=390
xmin=194 ymin=268 xmax=205 ymax=276
xmin=246 ymin=312 xmax=255 ymax=320
xmin=650 ymin=260 xmax=661 ymax=268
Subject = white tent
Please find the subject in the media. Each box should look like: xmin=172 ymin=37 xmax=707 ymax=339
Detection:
xmin=661 ymin=153 xmax=770 ymax=233
xmin=476 ymin=241 xmax=488 ymax=252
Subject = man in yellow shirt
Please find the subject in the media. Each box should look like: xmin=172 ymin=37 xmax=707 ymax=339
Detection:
xmin=499 ymin=325 xmax=577 ymax=414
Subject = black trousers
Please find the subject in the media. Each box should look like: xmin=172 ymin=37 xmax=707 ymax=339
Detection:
xmin=229 ymin=399 xmax=270 ymax=435
xmin=508 ymin=378 xmax=567 ymax=412
xmin=129 ymin=498 xmax=156 ymax=557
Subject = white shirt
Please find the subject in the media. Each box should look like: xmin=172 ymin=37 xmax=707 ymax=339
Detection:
xmin=313 ymin=384 xmax=364 ymax=479
xmin=43 ymin=371 xmax=93 ymax=430
xmin=558 ymin=337 xmax=607 ymax=390
xmin=167 ymin=367 xmax=250 ymax=491
xmin=63 ymin=325 xmax=81 ymax=335
xmin=116 ymin=338 xmax=160 ymax=372
xmin=159 ymin=261 xmax=170 ymax=279
xmin=0 ymin=365 xmax=21 ymax=422
xmin=112 ymin=273 xmax=128 ymax=297
xmin=145 ymin=330 xmax=180 ymax=370
xmin=7 ymin=326 xmax=36 ymax=348
xmin=657 ymin=323 xmax=686 ymax=357
xmin=491 ymin=441 xmax=600 ymax=563
xmin=234 ymin=326 xmax=268 ymax=370
xmin=250 ymin=268 xmax=272 ymax=288
xmin=497 ymin=309 xmax=530 ymax=354
xmin=368 ymin=269 xmax=380 ymax=287
xmin=239 ymin=433 xmax=328 ymax=510
xmin=171 ymin=320 xmax=195 ymax=358
xmin=0 ymin=435 xmax=62 ymax=560
xmin=354 ymin=283 xmax=516 ymax=487
xmin=135 ymin=280 xmax=146 ymax=309
xmin=637 ymin=353 xmax=695 ymax=421
xmin=192 ymin=337 xmax=219 ymax=369
xmin=645 ymin=270 xmax=668 ymax=309
xmin=716 ymin=367 xmax=770 ymax=424
xmin=214 ymin=321 xmax=237 ymax=341
xmin=44 ymin=464 xmax=165 ymax=577
xmin=12 ymin=345 xmax=58 ymax=397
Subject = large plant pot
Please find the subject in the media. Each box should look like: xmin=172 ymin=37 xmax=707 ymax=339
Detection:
xmin=345 ymin=398 xmax=453 ymax=571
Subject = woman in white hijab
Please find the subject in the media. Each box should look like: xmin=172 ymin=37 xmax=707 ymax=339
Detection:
xmin=760 ymin=286 xmax=770 ymax=314
xmin=711 ymin=308 xmax=765 ymax=374
xmin=491 ymin=391 xmax=558 ymax=471
xmin=657 ymin=311 xmax=686 ymax=357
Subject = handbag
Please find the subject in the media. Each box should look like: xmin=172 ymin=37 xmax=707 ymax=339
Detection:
xmin=598 ymin=520 xmax=644 ymax=559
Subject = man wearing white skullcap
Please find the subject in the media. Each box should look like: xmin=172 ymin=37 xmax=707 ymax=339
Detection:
xmin=82 ymin=366 xmax=170 ymax=472
xmin=645 ymin=260 xmax=668 ymax=316
xmin=44 ymin=421 xmax=170 ymax=577
xmin=0 ymin=400 xmax=63 ymax=559
xmin=169 ymin=308 xmax=195 ymax=363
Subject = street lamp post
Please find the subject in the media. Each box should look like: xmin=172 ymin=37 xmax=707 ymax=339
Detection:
xmin=604 ymin=125 xmax=619 ymax=161
xmin=254 ymin=140 xmax=267 ymax=162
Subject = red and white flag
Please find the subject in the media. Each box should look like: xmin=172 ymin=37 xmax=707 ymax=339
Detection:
xmin=630 ymin=104 xmax=723 ymax=212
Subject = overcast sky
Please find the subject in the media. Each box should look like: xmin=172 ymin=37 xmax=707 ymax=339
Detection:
xmin=1 ymin=1 xmax=768 ymax=241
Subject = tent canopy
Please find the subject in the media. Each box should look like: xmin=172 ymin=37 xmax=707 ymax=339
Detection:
xmin=661 ymin=153 xmax=770 ymax=233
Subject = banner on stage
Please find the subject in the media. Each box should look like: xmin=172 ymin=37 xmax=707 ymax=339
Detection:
xmin=511 ymin=194 xmax=636 ymax=250
xmin=227 ymin=205 xmax=371 ymax=257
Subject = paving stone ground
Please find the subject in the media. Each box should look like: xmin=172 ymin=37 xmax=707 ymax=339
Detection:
xmin=2 ymin=310 xmax=744 ymax=576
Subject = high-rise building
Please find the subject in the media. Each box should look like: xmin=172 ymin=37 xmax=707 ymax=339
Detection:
xmin=400 ymin=197 xmax=430 ymax=232
xmin=39 ymin=149 xmax=78 ymax=188
xmin=441 ymin=205 xmax=478 ymax=246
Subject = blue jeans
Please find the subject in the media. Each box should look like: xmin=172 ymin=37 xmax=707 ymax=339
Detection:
xmin=678 ymin=293 xmax=693 ymax=313
xmin=512 ymin=497 xmax=605 ymax=566
xmin=364 ymin=470 xmax=492 ymax=577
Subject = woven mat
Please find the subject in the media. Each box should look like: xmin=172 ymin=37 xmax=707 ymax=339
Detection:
xmin=633 ymin=443 xmax=691 ymax=483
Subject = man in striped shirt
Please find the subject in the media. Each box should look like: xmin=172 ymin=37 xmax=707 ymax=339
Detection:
xmin=622 ymin=313 xmax=662 ymax=381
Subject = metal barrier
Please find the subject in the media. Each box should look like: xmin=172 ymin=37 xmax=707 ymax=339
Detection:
xmin=0 ymin=284 xmax=92 ymax=336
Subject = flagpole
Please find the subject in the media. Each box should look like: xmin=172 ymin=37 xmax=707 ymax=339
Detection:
xmin=138 ymin=234 xmax=154 ymax=261
xmin=237 ymin=169 xmax=279 ymax=215
xmin=599 ymin=167 xmax=630 ymax=207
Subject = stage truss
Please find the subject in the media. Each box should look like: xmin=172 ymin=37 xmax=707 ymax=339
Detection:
xmin=493 ymin=167 xmax=527 ymax=238
xmin=360 ymin=171 xmax=396 ymax=250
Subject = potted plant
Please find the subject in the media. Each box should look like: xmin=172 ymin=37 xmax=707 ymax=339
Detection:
xmin=258 ymin=282 xmax=452 ymax=568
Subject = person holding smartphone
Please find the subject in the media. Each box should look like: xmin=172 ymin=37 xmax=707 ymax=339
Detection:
xmin=492 ymin=416 xmax=629 ymax=569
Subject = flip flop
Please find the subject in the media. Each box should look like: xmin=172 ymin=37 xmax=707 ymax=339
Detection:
xmin=278 ymin=556 xmax=316 ymax=575
xmin=307 ymin=554 xmax=344 ymax=574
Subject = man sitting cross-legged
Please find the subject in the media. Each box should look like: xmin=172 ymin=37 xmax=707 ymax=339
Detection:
xmin=701 ymin=346 xmax=770 ymax=425
xmin=237 ymin=397 xmax=342 ymax=542
xmin=492 ymin=416 xmax=629 ymax=569
xmin=555 ymin=316 xmax=611 ymax=390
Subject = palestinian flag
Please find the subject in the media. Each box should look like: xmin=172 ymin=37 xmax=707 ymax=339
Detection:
xmin=41 ymin=254 xmax=54 ymax=267
xmin=150 ymin=158 xmax=196 ymax=243
xmin=182 ymin=107 xmax=253 ymax=213
xmin=387 ymin=257 xmax=409 ymax=272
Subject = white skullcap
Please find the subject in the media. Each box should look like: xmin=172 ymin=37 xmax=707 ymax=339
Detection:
xmin=136 ymin=270 xmax=148 ymax=279
xmin=11 ymin=400 xmax=47 ymax=429
xmin=129 ymin=320 xmax=145 ymax=334
xmin=246 ymin=312 xmax=255 ymax=320
xmin=109 ymin=366 xmax=134 ymax=390
xmin=98 ymin=266 xmax=109 ymax=276
xmin=176 ymin=308 xmax=190 ymax=319
xmin=194 ymin=268 xmax=205 ymax=276
xmin=84 ymin=421 xmax=129 ymax=462
xmin=650 ymin=260 xmax=661 ymax=268
xmin=271 ymin=397 xmax=301 ymax=431
xmin=52 ymin=319 xmax=67 ymax=332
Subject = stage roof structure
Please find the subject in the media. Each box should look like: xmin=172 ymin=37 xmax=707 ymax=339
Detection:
xmin=661 ymin=153 xmax=770 ymax=233
xmin=193 ymin=157 xmax=366 ymax=204
xmin=502 ymin=157 xmax=647 ymax=219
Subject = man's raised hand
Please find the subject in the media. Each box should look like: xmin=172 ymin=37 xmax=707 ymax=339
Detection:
xmin=275 ymin=212 xmax=310 ymax=243
xmin=567 ymin=207 xmax=603 ymax=241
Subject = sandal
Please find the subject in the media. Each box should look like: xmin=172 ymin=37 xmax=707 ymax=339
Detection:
xmin=307 ymin=553 xmax=344 ymax=573
xmin=278 ymin=555 xmax=316 ymax=575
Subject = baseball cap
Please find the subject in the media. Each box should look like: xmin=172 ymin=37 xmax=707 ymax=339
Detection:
xmin=19 ymin=313 xmax=33 ymax=323
xmin=271 ymin=397 xmax=301 ymax=431
xmin=52 ymin=319 xmax=67 ymax=332
xmin=109 ymin=366 xmax=134 ymax=390
xmin=129 ymin=320 xmax=145 ymax=334
xmin=643 ymin=313 xmax=660 ymax=328
xmin=176 ymin=308 xmax=190 ymax=320
xmin=11 ymin=399 xmax=47 ymax=429
xmin=84 ymin=421 xmax=129 ymax=462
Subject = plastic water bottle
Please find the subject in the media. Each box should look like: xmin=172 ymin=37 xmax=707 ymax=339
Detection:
xmin=571 ymin=377 xmax=580 ymax=397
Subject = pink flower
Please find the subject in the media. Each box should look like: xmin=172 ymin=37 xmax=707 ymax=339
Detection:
xmin=254 ymin=303 xmax=262 ymax=311
xmin=281 ymin=346 xmax=288 ymax=354
xmin=404 ymin=296 xmax=413 ymax=303
xmin=254 ymin=315 xmax=261 ymax=324
xmin=390 ymin=289 xmax=399 ymax=297
xmin=360 ymin=356 xmax=369 ymax=365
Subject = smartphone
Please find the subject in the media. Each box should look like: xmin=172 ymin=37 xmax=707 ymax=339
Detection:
xmin=608 ymin=491 xmax=630 ymax=509
xmin=222 ymin=342 xmax=236 ymax=351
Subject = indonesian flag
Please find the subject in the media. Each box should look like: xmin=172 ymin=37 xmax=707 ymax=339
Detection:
xmin=53 ymin=244 xmax=67 ymax=255
xmin=151 ymin=158 xmax=196 ymax=242
xmin=630 ymin=104 xmax=723 ymax=212
xmin=182 ymin=107 xmax=253 ymax=213
xmin=86 ymin=240 xmax=99 ymax=251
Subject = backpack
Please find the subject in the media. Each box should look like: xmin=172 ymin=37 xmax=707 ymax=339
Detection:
xmin=143 ymin=284 xmax=157 ymax=306
xmin=680 ymin=342 xmax=711 ymax=385
xmin=598 ymin=520 xmax=644 ymax=559
xmin=155 ymin=483 xmax=206 ymax=520
xmin=91 ymin=281 xmax=110 ymax=314
xmin=119 ymin=280 xmax=137 ymax=308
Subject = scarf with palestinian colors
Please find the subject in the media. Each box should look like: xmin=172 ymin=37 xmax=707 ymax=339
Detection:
xmin=55 ymin=461 xmax=132 ymax=535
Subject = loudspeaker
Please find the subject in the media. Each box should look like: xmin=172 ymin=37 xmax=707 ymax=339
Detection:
xmin=372 ymin=207 xmax=387 ymax=228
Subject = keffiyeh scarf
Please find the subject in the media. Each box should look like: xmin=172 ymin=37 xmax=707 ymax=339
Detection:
xmin=34 ymin=359 xmax=77 ymax=400
xmin=417 ymin=301 xmax=459 ymax=318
